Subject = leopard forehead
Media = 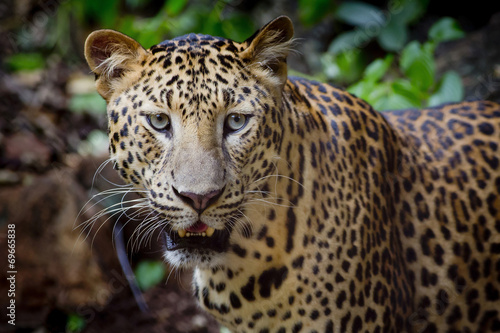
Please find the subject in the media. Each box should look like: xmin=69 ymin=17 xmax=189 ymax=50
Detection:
xmin=109 ymin=34 xmax=282 ymax=129
xmin=124 ymin=38 xmax=236 ymax=105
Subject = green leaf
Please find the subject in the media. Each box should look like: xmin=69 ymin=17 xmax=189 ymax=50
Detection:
xmin=298 ymin=0 xmax=335 ymax=26
xmin=85 ymin=0 xmax=120 ymax=27
xmin=363 ymin=54 xmax=394 ymax=82
xmin=400 ymin=41 xmax=421 ymax=72
xmin=400 ymin=41 xmax=435 ymax=91
xmin=375 ymin=94 xmax=419 ymax=111
xmin=125 ymin=0 xmax=147 ymax=10
xmin=377 ymin=20 xmax=408 ymax=52
xmin=405 ymin=55 xmax=435 ymax=91
xmin=135 ymin=260 xmax=166 ymax=291
xmin=69 ymin=93 xmax=107 ymax=115
xmin=428 ymin=71 xmax=464 ymax=107
xmin=367 ymin=82 xmax=391 ymax=104
xmin=352 ymin=80 xmax=422 ymax=111
xmin=222 ymin=14 xmax=255 ymax=42
xmin=428 ymin=17 xmax=465 ymax=43
xmin=165 ymin=0 xmax=188 ymax=16
xmin=387 ymin=0 xmax=429 ymax=25
xmin=322 ymin=50 xmax=366 ymax=84
xmin=328 ymin=31 xmax=371 ymax=54
xmin=5 ymin=53 xmax=45 ymax=71
xmin=348 ymin=80 xmax=376 ymax=100
xmin=335 ymin=1 xmax=386 ymax=27
xmin=67 ymin=314 xmax=86 ymax=333
xmin=391 ymin=79 xmax=423 ymax=107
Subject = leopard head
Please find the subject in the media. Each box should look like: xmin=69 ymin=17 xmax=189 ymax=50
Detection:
xmin=84 ymin=17 xmax=294 ymax=268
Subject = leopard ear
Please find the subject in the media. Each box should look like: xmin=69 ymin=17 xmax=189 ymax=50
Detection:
xmin=243 ymin=16 xmax=294 ymax=87
xmin=84 ymin=30 xmax=147 ymax=101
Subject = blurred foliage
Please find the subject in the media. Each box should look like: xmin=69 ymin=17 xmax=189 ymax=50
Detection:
xmin=58 ymin=0 xmax=256 ymax=49
xmin=5 ymin=53 xmax=45 ymax=71
xmin=298 ymin=0 xmax=335 ymax=26
xmin=332 ymin=0 xmax=429 ymax=52
xmin=69 ymin=93 xmax=107 ymax=115
xmin=134 ymin=260 xmax=166 ymax=291
xmin=320 ymin=0 xmax=465 ymax=110
xmin=66 ymin=313 xmax=86 ymax=333
xmin=5 ymin=0 xmax=468 ymax=111
xmin=77 ymin=129 xmax=109 ymax=156
xmin=346 ymin=17 xmax=465 ymax=110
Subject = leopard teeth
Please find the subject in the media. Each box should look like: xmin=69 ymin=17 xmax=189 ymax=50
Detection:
xmin=178 ymin=227 xmax=215 ymax=238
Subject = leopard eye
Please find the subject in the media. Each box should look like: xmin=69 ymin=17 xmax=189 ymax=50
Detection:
xmin=225 ymin=113 xmax=247 ymax=132
xmin=147 ymin=114 xmax=171 ymax=131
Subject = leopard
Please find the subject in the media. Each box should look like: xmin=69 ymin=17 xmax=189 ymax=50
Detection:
xmin=84 ymin=16 xmax=500 ymax=332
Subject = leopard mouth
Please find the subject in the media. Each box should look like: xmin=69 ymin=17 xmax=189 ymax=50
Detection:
xmin=163 ymin=221 xmax=231 ymax=252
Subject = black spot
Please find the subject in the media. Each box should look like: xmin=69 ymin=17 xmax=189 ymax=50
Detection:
xmin=342 ymin=121 xmax=351 ymax=140
xmin=434 ymin=244 xmax=444 ymax=265
xmin=406 ymin=247 xmax=417 ymax=263
xmin=446 ymin=305 xmax=462 ymax=325
xmin=325 ymin=320 xmax=334 ymax=333
xmin=285 ymin=208 xmax=296 ymax=253
xmin=352 ymin=315 xmax=362 ymax=333
xmin=292 ymin=322 xmax=303 ymax=333
xmin=267 ymin=309 xmax=277 ymax=317
xmin=292 ymin=256 xmax=304 ymax=269
xmin=166 ymin=75 xmax=179 ymax=85
xmin=336 ymin=290 xmax=346 ymax=309
xmin=486 ymin=283 xmax=500 ymax=301
xmin=215 ymin=73 xmax=228 ymax=84
xmin=340 ymin=312 xmax=351 ymax=332
xmin=478 ymin=122 xmax=494 ymax=135
xmin=257 ymin=266 xmax=288 ymax=298
xmin=232 ymin=244 xmax=247 ymax=258
xmin=215 ymin=283 xmax=226 ymax=293
xmin=266 ymin=237 xmax=275 ymax=248
xmin=229 ymin=292 xmax=241 ymax=309
xmin=491 ymin=243 xmax=500 ymax=254
xmin=240 ymin=276 xmax=255 ymax=301
xmin=310 ymin=310 xmax=320 ymax=320
xmin=252 ymin=312 xmax=263 ymax=321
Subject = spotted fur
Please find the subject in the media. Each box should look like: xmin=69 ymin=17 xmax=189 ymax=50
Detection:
xmin=85 ymin=16 xmax=500 ymax=332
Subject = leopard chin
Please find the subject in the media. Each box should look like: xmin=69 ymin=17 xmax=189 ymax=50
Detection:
xmin=163 ymin=244 xmax=229 ymax=269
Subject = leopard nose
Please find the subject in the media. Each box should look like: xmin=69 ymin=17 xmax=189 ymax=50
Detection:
xmin=173 ymin=187 xmax=224 ymax=213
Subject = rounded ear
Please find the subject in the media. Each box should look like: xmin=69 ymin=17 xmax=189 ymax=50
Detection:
xmin=84 ymin=30 xmax=147 ymax=100
xmin=243 ymin=16 xmax=294 ymax=86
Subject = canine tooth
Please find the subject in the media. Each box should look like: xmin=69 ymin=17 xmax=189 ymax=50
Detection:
xmin=206 ymin=227 xmax=215 ymax=237
xmin=178 ymin=229 xmax=186 ymax=238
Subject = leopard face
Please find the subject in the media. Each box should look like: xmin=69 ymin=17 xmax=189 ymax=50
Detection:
xmin=85 ymin=16 xmax=500 ymax=333
xmin=84 ymin=19 xmax=292 ymax=269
